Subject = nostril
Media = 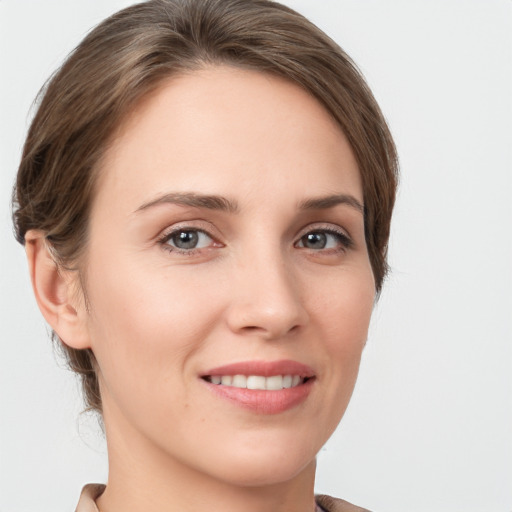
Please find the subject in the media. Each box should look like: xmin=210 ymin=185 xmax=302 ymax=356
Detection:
xmin=241 ymin=325 xmax=265 ymax=334
xmin=240 ymin=323 xmax=301 ymax=338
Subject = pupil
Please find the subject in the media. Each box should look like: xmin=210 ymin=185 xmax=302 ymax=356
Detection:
xmin=305 ymin=232 xmax=326 ymax=249
xmin=173 ymin=231 xmax=198 ymax=249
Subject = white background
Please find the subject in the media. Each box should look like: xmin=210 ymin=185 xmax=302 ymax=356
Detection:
xmin=1 ymin=1 xmax=511 ymax=511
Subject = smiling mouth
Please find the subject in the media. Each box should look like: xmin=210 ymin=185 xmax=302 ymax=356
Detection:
xmin=201 ymin=374 xmax=312 ymax=390
xmin=200 ymin=361 xmax=316 ymax=413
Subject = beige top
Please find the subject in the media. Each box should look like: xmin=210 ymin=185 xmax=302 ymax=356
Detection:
xmin=75 ymin=484 xmax=371 ymax=512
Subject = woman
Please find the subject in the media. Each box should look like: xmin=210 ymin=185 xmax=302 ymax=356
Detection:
xmin=12 ymin=0 xmax=397 ymax=510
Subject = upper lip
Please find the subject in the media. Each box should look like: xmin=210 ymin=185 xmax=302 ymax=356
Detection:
xmin=201 ymin=359 xmax=315 ymax=378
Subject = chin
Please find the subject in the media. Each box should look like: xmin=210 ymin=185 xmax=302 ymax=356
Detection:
xmin=196 ymin=430 xmax=319 ymax=487
xmin=213 ymin=455 xmax=315 ymax=488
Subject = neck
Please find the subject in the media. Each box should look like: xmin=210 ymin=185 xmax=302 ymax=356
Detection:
xmin=96 ymin=400 xmax=318 ymax=512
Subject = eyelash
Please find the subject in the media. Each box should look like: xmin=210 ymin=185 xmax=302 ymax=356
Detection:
xmin=157 ymin=227 xmax=219 ymax=256
xmin=294 ymin=227 xmax=354 ymax=253
xmin=157 ymin=225 xmax=353 ymax=255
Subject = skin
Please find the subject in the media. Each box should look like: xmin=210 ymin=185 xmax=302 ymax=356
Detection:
xmin=26 ymin=66 xmax=375 ymax=512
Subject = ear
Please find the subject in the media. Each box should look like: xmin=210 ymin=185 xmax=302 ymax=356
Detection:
xmin=25 ymin=230 xmax=91 ymax=350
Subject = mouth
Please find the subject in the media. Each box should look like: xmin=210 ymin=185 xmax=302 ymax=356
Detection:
xmin=202 ymin=374 xmax=312 ymax=390
xmin=199 ymin=360 xmax=316 ymax=414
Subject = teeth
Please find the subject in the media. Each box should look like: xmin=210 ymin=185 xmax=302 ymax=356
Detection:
xmin=247 ymin=375 xmax=266 ymax=390
xmin=232 ymin=375 xmax=247 ymax=388
xmin=282 ymin=375 xmax=293 ymax=388
xmin=208 ymin=374 xmax=306 ymax=390
xmin=221 ymin=376 xmax=233 ymax=386
xmin=266 ymin=375 xmax=283 ymax=390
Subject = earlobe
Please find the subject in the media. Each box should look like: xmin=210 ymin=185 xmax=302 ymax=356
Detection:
xmin=25 ymin=230 xmax=91 ymax=350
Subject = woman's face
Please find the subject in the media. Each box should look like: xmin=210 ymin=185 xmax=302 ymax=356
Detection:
xmin=78 ymin=66 xmax=375 ymax=486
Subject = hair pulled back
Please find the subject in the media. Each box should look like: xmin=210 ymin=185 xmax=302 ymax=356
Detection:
xmin=13 ymin=0 xmax=398 ymax=414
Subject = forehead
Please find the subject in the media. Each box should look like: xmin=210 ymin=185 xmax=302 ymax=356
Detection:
xmin=94 ymin=65 xmax=362 ymax=214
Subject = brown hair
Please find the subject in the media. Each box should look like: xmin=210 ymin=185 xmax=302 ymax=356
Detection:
xmin=12 ymin=0 xmax=398 ymax=414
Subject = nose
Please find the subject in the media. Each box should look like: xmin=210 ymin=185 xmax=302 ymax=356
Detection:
xmin=225 ymin=250 xmax=309 ymax=340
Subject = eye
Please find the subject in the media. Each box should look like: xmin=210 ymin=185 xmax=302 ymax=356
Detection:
xmin=295 ymin=228 xmax=352 ymax=251
xmin=160 ymin=229 xmax=215 ymax=252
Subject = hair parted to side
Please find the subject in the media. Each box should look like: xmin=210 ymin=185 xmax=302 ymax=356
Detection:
xmin=12 ymin=0 xmax=398 ymax=414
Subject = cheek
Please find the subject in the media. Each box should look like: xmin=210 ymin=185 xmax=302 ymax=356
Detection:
xmin=310 ymin=267 xmax=375 ymax=408
xmin=312 ymin=266 xmax=375 ymax=346
xmin=83 ymin=257 xmax=226 ymax=398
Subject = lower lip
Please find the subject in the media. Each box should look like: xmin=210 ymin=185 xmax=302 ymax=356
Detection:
xmin=201 ymin=378 xmax=315 ymax=414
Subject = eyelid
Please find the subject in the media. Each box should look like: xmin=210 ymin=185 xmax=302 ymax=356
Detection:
xmin=294 ymin=223 xmax=354 ymax=250
xmin=156 ymin=221 xmax=223 ymax=254
xmin=159 ymin=228 xmax=212 ymax=245
xmin=156 ymin=219 xmax=219 ymax=239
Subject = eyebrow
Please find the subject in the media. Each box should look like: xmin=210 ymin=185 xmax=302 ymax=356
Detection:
xmin=298 ymin=194 xmax=364 ymax=214
xmin=135 ymin=192 xmax=239 ymax=213
xmin=135 ymin=192 xmax=363 ymax=215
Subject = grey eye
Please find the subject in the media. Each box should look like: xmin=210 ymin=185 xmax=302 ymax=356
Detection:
xmin=296 ymin=229 xmax=352 ymax=251
xmin=300 ymin=232 xmax=328 ymax=249
xmin=166 ymin=230 xmax=212 ymax=250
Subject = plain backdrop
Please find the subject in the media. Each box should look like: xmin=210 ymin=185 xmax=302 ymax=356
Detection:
xmin=1 ymin=1 xmax=511 ymax=511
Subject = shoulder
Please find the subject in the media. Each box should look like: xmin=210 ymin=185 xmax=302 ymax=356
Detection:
xmin=75 ymin=484 xmax=104 ymax=512
xmin=316 ymin=494 xmax=372 ymax=512
xmin=76 ymin=486 xmax=370 ymax=512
